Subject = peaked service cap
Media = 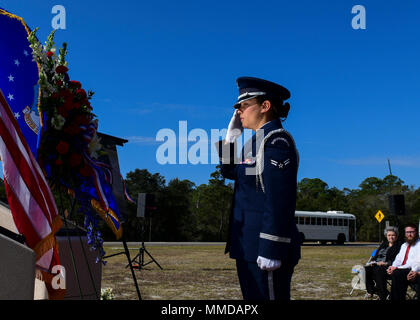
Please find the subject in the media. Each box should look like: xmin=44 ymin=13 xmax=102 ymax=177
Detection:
xmin=234 ymin=76 xmax=290 ymax=109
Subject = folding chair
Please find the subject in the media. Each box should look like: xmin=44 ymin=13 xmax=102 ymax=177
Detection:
xmin=349 ymin=248 xmax=377 ymax=296
xmin=350 ymin=264 xmax=366 ymax=295
xmin=407 ymin=282 xmax=418 ymax=300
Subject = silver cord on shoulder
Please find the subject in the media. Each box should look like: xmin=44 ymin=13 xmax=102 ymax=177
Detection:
xmin=255 ymin=129 xmax=299 ymax=193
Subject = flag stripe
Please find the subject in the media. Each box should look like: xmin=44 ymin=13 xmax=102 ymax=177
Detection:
xmin=0 ymin=89 xmax=60 ymax=268
xmin=0 ymin=92 xmax=54 ymax=217
xmin=37 ymin=248 xmax=53 ymax=271
xmin=0 ymin=136 xmax=52 ymax=238
xmin=0 ymin=8 xmax=64 ymax=298
xmin=0 ymin=117 xmax=54 ymax=233
xmin=3 ymin=179 xmax=42 ymax=248
xmin=0 ymin=90 xmax=57 ymax=223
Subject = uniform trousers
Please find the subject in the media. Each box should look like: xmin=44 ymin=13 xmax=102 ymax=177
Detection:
xmin=235 ymin=259 xmax=295 ymax=300
xmin=390 ymin=268 xmax=420 ymax=300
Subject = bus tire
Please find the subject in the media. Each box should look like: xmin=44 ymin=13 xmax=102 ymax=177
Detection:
xmin=337 ymin=233 xmax=346 ymax=245
xmin=299 ymin=233 xmax=305 ymax=244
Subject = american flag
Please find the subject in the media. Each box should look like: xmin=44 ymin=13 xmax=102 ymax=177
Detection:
xmin=0 ymin=8 xmax=41 ymax=157
xmin=0 ymin=8 xmax=64 ymax=299
xmin=0 ymin=88 xmax=64 ymax=299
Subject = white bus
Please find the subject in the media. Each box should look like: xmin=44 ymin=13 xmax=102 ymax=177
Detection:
xmin=294 ymin=210 xmax=357 ymax=244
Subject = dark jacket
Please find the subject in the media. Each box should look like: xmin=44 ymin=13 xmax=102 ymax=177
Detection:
xmin=373 ymin=240 xmax=403 ymax=266
xmin=217 ymin=118 xmax=301 ymax=265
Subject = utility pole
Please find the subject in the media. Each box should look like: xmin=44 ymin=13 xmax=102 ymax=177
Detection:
xmin=387 ymin=158 xmax=392 ymax=175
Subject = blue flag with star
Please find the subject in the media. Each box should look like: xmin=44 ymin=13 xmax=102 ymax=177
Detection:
xmin=0 ymin=8 xmax=41 ymax=157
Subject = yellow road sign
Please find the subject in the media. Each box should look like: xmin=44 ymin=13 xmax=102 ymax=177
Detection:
xmin=375 ymin=210 xmax=385 ymax=223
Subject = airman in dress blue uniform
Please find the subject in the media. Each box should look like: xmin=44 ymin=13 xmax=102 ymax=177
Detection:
xmin=216 ymin=77 xmax=301 ymax=300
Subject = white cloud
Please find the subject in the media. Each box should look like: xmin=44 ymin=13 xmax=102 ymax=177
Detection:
xmin=330 ymin=156 xmax=420 ymax=168
xmin=125 ymin=136 xmax=159 ymax=145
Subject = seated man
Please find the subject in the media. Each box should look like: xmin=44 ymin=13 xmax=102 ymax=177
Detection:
xmin=387 ymin=223 xmax=420 ymax=300
xmin=365 ymin=226 xmax=402 ymax=300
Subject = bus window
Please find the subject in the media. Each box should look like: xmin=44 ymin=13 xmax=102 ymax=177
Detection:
xmin=305 ymin=217 xmax=310 ymax=225
xmin=311 ymin=217 xmax=316 ymax=225
xmin=328 ymin=218 xmax=332 ymax=225
xmin=333 ymin=219 xmax=337 ymax=226
xmin=299 ymin=217 xmax=305 ymax=225
xmin=317 ymin=218 xmax=322 ymax=225
xmin=344 ymin=219 xmax=348 ymax=226
xmin=338 ymin=219 xmax=343 ymax=226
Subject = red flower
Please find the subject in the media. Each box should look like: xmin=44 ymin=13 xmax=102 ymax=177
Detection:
xmin=55 ymin=158 xmax=63 ymax=166
xmin=56 ymin=65 xmax=68 ymax=74
xmin=76 ymin=89 xmax=87 ymax=99
xmin=59 ymin=89 xmax=73 ymax=100
xmin=79 ymin=164 xmax=92 ymax=177
xmin=46 ymin=51 xmax=54 ymax=58
xmin=73 ymin=102 xmax=81 ymax=109
xmin=56 ymin=80 xmax=63 ymax=87
xmin=69 ymin=81 xmax=82 ymax=89
xmin=57 ymin=106 xmax=69 ymax=117
xmin=68 ymin=153 xmax=82 ymax=167
xmin=81 ymin=98 xmax=90 ymax=107
xmin=63 ymin=99 xmax=75 ymax=111
xmin=74 ymin=115 xmax=90 ymax=126
xmin=56 ymin=141 xmax=69 ymax=154
xmin=64 ymin=123 xmax=81 ymax=135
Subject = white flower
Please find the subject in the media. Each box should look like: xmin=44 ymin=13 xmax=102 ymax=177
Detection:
xmin=51 ymin=114 xmax=66 ymax=130
xmin=88 ymin=131 xmax=102 ymax=159
xmin=100 ymin=287 xmax=115 ymax=300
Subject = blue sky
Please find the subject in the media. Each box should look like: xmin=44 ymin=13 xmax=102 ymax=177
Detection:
xmin=2 ymin=0 xmax=420 ymax=190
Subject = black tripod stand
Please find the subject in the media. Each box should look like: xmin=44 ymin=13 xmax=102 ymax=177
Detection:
xmin=126 ymin=218 xmax=162 ymax=270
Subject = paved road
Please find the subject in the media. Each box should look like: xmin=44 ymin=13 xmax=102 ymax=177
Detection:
xmin=103 ymin=242 xmax=226 ymax=249
xmin=103 ymin=241 xmax=379 ymax=249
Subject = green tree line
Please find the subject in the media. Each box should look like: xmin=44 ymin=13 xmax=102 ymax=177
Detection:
xmin=1 ymin=168 xmax=419 ymax=242
xmin=115 ymin=167 xmax=420 ymax=243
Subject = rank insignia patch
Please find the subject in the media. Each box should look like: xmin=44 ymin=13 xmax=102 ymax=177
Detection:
xmin=270 ymin=158 xmax=290 ymax=169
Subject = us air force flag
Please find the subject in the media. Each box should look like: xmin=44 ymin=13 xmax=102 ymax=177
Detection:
xmin=0 ymin=8 xmax=41 ymax=156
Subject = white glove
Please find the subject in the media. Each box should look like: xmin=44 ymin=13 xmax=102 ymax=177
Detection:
xmin=225 ymin=110 xmax=243 ymax=143
xmin=257 ymin=256 xmax=282 ymax=271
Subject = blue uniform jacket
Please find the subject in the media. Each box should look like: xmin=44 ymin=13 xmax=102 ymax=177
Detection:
xmin=217 ymin=118 xmax=301 ymax=265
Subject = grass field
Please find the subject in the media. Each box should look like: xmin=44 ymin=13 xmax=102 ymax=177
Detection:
xmin=101 ymin=244 xmax=376 ymax=300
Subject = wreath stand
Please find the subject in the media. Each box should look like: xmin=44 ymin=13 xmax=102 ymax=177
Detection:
xmin=58 ymin=192 xmax=142 ymax=300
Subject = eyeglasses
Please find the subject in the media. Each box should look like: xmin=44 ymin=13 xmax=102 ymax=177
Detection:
xmin=405 ymin=231 xmax=417 ymax=234
xmin=235 ymin=102 xmax=259 ymax=112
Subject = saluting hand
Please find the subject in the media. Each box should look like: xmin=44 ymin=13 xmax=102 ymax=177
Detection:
xmin=225 ymin=110 xmax=243 ymax=144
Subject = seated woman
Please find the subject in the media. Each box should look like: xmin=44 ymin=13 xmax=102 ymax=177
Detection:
xmin=365 ymin=226 xmax=402 ymax=300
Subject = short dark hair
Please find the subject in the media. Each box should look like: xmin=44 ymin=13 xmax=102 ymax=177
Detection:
xmin=404 ymin=223 xmax=418 ymax=231
xmin=255 ymin=95 xmax=290 ymax=119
